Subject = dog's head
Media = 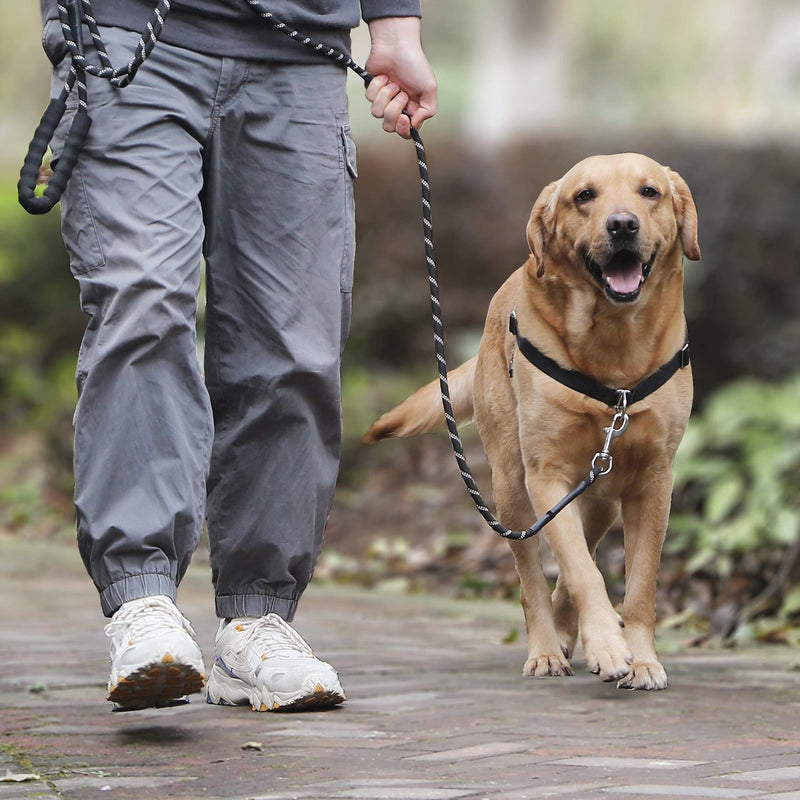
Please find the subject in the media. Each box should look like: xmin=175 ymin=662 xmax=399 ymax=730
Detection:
xmin=526 ymin=153 xmax=701 ymax=304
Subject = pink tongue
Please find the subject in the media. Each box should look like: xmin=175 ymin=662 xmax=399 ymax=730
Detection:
xmin=604 ymin=262 xmax=642 ymax=294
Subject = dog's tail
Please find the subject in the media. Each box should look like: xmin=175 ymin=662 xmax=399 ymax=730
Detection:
xmin=363 ymin=356 xmax=477 ymax=443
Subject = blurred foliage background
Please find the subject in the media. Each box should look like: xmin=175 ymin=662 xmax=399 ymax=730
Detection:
xmin=1 ymin=0 xmax=798 ymax=645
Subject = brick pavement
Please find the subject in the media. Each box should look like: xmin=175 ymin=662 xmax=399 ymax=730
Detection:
xmin=1 ymin=536 xmax=799 ymax=800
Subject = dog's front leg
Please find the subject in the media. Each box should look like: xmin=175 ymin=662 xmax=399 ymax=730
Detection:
xmin=508 ymin=536 xmax=574 ymax=678
xmin=617 ymin=479 xmax=672 ymax=690
xmin=530 ymin=482 xmax=632 ymax=683
xmin=551 ymin=496 xmax=620 ymax=660
xmin=491 ymin=467 xmax=573 ymax=677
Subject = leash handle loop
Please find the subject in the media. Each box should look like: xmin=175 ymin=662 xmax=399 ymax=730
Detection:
xmin=17 ymin=94 xmax=92 ymax=215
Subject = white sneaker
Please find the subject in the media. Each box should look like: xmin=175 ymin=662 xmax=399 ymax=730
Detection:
xmin=104 ymin=595 xmax=206 ymax=711
xmin=206 ymin=614 xmax=346 ymax=712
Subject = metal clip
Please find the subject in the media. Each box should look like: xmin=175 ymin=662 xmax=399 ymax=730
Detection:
xmin=591 ymin=404 xmax=630 ymax=477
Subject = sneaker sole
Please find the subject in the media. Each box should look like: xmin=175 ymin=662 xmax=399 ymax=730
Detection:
xmin=206 ymin=665 xmax=345 ymax=712
xmin=108 ymin=654 xmax=205 ymax=711
xmin=253 ymin=684 xmax=347 ymax=713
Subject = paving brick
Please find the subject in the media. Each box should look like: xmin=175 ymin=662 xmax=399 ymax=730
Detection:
xmin=51 ymin=775 xmax=197 ymax=793
xmin=728 ymin=766 xmax=800 ymax=782
xmin=550 ymin=756 xmax=707 ymax=769
xmin=327 ymin=787 xmax=478 ymax=799
xmin=603 ymin=786 xmax=761 ymax=798
xmin=405 ymin=742 xmax=532 ymax=762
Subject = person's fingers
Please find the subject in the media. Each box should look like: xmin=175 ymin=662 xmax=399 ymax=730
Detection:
xmin=395 ymin=113 xmax=412 ymax=139
xmin=381 ymin=91 xmax=409 ymax=134
xmin=364 ymin=73 xmax=389 ymax=103
xmin=409 ymin=83 xmax=437 ymax=130
xmin=368 ymin=78 xmax=402 ymax=123
xmin=410 ymin=102 xmax=436 ymax=130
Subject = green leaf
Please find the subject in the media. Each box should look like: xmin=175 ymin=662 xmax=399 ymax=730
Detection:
xmin=773 ymin=509 xmax=799 ymax=546
xmin=781 ymin=585 xmax=800 ymax=618
xmin=704 ymin=474 xmax=744 ymax=525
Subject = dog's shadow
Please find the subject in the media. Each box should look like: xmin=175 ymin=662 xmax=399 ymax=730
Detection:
xmin=536 ymin=667 xmax=670 ymax=703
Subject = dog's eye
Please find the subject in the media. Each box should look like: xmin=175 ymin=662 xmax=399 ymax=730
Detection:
xmin=574 ymin=188 xmax=596 ymax=204
xmin=640 ymin=185 xmax=660 ymax=199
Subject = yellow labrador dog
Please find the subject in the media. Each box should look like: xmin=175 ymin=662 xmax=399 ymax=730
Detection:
xmin=365 ymin=153 xmax=701 ymax=690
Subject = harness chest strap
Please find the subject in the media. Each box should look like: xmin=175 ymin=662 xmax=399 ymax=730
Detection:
xmin=508 ymin=310 xmax=690 ymax=408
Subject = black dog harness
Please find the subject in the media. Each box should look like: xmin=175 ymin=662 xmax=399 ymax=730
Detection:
xmin=508 ymin=310 xmax=691 ymax=408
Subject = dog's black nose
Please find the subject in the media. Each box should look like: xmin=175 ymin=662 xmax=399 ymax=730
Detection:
xmin=607 ymin=212 xmax=640 ymax=238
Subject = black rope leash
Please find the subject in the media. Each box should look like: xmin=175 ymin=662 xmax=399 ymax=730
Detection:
xmin=59 ymin=0 xmax=171 ymax=87
xmin=245 ymin=0 xmax=372 ymax=83
xmin=18 ymin=0 xmax=628 ymax=540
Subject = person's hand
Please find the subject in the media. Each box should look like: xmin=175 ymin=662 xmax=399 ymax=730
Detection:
xmin=365 ymin=17 xmax=437 ymax=138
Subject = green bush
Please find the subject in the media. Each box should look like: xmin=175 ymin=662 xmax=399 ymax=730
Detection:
xmin=0 ymin=183 xmax=82 ymax=424
xmin=669 ymin=375 xmax=800 ymax=630
xmin=0 ymin=181 xmax=82 ymax=516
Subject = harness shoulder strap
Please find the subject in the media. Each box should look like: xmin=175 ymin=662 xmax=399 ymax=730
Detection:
xmin=509 ymin=311 xmax=689 ymax=408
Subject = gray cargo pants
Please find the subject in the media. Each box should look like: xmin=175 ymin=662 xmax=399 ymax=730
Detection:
xmin=44 ymin=24 xmax=356 ymax=620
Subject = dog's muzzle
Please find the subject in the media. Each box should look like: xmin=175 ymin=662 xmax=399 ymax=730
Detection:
xmin=585 ymin=249 xmax=654 ymax=303
xmin=585 ymin=214 xmax=655 ymax=303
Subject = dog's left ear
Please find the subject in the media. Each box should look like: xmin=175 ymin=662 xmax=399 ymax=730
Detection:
xmin=668 ymin=169 xmax=701 ymax=261
xmin=526 ymin=180 xmax=559 ymax=277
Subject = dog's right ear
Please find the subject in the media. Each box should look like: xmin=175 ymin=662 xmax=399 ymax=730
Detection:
xmin=526 ymin=180 xmax=559 ymax=278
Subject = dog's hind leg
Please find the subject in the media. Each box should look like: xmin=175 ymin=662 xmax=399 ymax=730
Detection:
xmin=550 ymin=577 xmax=578 ymax=660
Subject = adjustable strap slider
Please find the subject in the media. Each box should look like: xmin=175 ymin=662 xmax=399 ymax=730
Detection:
xmin=680 ymin=342 xmax=690 ymax=368
xmin=508 ymin=311 xmax=518 ymax=378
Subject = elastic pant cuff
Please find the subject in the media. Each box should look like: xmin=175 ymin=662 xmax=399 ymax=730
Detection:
xmin=215 ymin=592 xmax=298 ymax=622
xmin=99 ymin=573 xmax=178 ymax=618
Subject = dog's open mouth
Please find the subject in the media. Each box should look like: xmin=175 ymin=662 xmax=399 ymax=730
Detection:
xmin=585 ymin=250 xmax=654 ymax=303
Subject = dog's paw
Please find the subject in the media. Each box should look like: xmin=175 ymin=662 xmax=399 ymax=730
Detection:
xmin=522 ymin=654 xmax=574 ymax=678
xmin=554 ymin=633 xmax=576 ymax=662
xmin=617 ymin=661 xmax=668 ymax=691
xmin=583 ymin=633 xmax=633 ymax=683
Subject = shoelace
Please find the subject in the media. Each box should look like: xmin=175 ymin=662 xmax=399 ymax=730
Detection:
xmin=233 ymin=615 xmax=314 ymax=659
xmin=104 ymin=595 xmax=196 ymax=643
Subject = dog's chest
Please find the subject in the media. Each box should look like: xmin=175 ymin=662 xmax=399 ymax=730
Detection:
xmin=512 ymin=375 xmax=683 ymax=488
